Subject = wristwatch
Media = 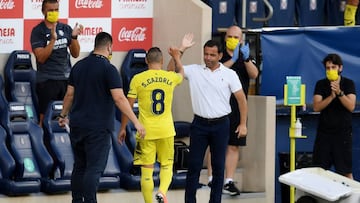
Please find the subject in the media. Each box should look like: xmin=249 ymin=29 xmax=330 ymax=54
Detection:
xmin=337 ymin=91 xmax=344 ymax=97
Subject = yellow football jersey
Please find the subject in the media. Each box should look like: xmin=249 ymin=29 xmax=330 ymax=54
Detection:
xmin=128 ymin=69 xmax=183 ymax=140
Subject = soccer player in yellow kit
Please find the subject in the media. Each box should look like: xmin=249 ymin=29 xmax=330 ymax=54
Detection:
xmin=344 ymin=0 xmax=359 ymax=25
xmin=119 ymin=47 xmax=184 ymax=203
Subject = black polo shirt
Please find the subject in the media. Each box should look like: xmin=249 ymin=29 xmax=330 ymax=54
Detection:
xmin=69 ymin=54 xmax=122 ymax=130
xmin=314 ymin=76 xmax=356 ymax=134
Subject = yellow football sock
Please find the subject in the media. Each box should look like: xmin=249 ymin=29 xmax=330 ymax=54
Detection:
xmin=141 ymin=167 xmax=154 ymax=203
xmin=158 ymin=164 xmax=173 ymax=194
xmin=344 ymin=4 xmax=358 ymax=26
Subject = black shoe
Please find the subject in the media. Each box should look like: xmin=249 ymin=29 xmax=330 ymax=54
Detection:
xmin=207 ymin=181 xmax=212 ymax=188
xmin=223 ymin=181 xmax=240 ymax=196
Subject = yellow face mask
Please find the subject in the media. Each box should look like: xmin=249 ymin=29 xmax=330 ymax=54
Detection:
xmin=46 ymin=11 xmax=59 ymax=23
xmin=107 ymin=54 xmax=112 ymax=61
xmin=326 ymin=69 xmax=339 ymax=81
xmin=225 ymin=37 xmax=239 ymax=51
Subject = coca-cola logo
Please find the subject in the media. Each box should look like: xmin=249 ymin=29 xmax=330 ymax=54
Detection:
xmin=75 ymin=0 xmax=103 ymax=8
xmin=0 ymin=0 xmax=15 ymax=9
xmin=118 ymin=27 xmax=146 ymax=42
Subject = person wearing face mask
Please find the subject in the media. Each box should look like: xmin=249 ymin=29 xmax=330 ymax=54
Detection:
xmin=30 ymin=0 xmax=83 ymax=127
xmin=206 ymin=25 xmax=258 ymax=196
xmin=312 ymin=53 xmax=356 ymax=179
xmin=58 ymin=32 xmax=146 ymax=203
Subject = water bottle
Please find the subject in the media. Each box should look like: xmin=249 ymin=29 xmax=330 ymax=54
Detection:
xmin=295 ymin=118 xmax=302 ymax=137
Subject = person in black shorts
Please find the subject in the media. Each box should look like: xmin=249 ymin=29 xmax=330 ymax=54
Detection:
xmin=207 ymin=25 xmax=258 ymax=196
xmin=312 ymin=53 xmax=356 ymax=179
xmin=31 ymin=0 xmax=83 ymax=126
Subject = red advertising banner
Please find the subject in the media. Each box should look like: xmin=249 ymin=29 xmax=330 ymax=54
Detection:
xmin=112 ymin=18 xmax=152 ymax=51
xmin=0 ymin=0 xmax=153 ymax=53
xmin=0 ymin=0 xmax=23 ymax=18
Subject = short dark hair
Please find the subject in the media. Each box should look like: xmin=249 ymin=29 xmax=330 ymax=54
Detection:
xmin=42 ymin=0 xmax=58 ymax=12
xmin=146 ymin=47 xmax=162 ymax=64
xmin=322 ymin=53 xmax=343 ymax=67
xmin=204 ymin=40 xmax=223 ymax=53
xmin=94 ymin=32 xmax=112 ymax=49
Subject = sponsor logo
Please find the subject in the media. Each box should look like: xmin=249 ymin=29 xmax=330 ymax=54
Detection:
xmin=118 ymin=27 xmax=146 ymax=42
xmin=0 ymin=0 xmax=15 ymax=9
xmin=75 ymin=0 xmax=103 ymax=8
xmin=82 ymin=26 xmax=103 ymax=36
xmin=0 ymin=27 xmax=15 ymax=36
xmin=70 ymin=0 xmax=110 ymax=17
xmin=112 ymin=18 xmax=152 ymax=51
xmin=0 ymin=30 xmax=14 ymax=44
xmin=0 ymin=0 xmax=22 ymax=18
xmin=29 ymin=0 xmax=42 ymax=9
xmin=17 ymin=53 xmax=30 ymax=60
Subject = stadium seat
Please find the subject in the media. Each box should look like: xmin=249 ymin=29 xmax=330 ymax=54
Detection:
xmin=236 ymin=0 xmax=266 ymax=29
xmin=119 ymin=49 xmax=148 ymax=116
xmin=42 ymin=101 xmax=121 ymax=192
xmin=1 ymin=102 xmax=53 ymax=195
xmin=170 ymin=121 xmax=192 ymax=189
xmin=0 ymin=76 xmax=8 ymax=127
xmin=98 ymin=140 xmax=122 ymax=190
xmin=204 ymin=0 xmax=237 ymax=33
xmin=295 ymin=0 xmax=326 ymax=26
xmin=3 ymin=50 xmax=39 ymax=123
xmin=266 ymin=0 xmax=296 ymax=27
xmin=0 ymin=125 xmax=17 ymax=195
xmin=111 ymin=119 xmax=160 ymax=190
xmin=326 ymin=0 xmax=346 ymax=25
xmin=120 ymin=49 xmax=148 ymax=96
xmin=41 ymin=101 xmax=73 ymax=193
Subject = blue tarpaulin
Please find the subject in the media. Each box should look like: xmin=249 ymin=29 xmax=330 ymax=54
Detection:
xmin=260 ymin=26 xmax=360 ymax=105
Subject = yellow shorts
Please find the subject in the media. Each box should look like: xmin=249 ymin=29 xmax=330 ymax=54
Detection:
xmin=133 ymin=136 xmax=174 ymax=166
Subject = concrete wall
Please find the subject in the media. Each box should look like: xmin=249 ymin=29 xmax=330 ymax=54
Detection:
xmin=240 ymin=96 xmax=276 ymax=202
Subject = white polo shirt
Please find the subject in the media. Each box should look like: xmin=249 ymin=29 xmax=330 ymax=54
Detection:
xmin=184 ymin=63 xmax=242 ymax=119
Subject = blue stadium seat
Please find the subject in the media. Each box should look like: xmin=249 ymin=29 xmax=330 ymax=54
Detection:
xmin=295 ymin=0 xmax=326 ymax=26
xmin=111 ymin=119 xmax=160 ymax=190
xmin=205 ymin=0 xmax=237 ymax=33
xmin=170 ymin=121 xmax=192 ymax=189
xmin=3 ymin=50 xmax=39 ymax=123
xmin=326 ymin=0 xmax=346 ymax=25
xmin=236 ymin=0 xmax=266 ymax=28
xmin=42 ymin=101 xmax=121 ymax=192
xmin=1 ymin=102 xmax=53 ymax=195
xmin=0 ymin=125 xmax=17 ymax=195
xmin=266 ymin=0 xmax=296 ymax=27
xmin=119 ymin=49 xmax=148 ymax=116
xmin=0 ymin=76 xmax=8 ymax=128
xmin=41 ymin=101 xmax=73 ymax=193
xmin=120 ymin=49 xmax=148 ymax=96
xmin=174 ymin=121 xmax=191 ymax=139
